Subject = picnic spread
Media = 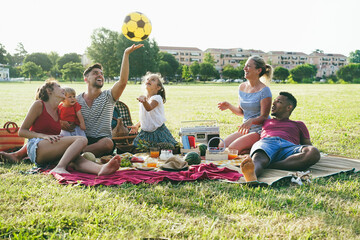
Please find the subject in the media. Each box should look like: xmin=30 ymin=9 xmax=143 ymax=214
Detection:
xmin=44 ymin=151 xmax=360 ymax=187
xmin=45 ymin=151 xmax=246 ymax=186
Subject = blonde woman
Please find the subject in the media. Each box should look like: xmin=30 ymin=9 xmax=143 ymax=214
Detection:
xmin=218 ymin=56 xmax=273 ymax=154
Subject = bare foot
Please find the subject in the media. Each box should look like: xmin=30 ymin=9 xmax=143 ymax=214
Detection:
xmin=0 ymin=152 xmax=22 ymax=164
xmin=98 ymin=155 xmax=121 ymax=176
xmin=49 ymin=167 xmax=70 ymax=174
xmin=240 ymin=156 xmax=257 ymax=182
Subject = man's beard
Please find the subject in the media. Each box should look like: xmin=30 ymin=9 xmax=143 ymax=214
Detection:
xmin=92 ymin=81 xmax=103 ymax=89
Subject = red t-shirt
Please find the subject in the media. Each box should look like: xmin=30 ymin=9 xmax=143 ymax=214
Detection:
xmin=58 ymin=102 xmax=82 ymax=125
xmin=260 ymin=118 xmax=310 ymax=145
xmin=29 ymin=101 xmax=61 ymax=135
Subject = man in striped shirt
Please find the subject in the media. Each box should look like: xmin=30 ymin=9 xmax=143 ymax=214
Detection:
xmin=61 ymin=44 xmax=143 ymax=157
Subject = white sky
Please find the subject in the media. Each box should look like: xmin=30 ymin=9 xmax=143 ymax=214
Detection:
xmin=1 ymin=0 xmax=359 ymax=57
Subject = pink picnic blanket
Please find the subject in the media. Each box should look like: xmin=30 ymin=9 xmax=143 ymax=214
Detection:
xmin=49 ymin=163 xmax=242 ymax=186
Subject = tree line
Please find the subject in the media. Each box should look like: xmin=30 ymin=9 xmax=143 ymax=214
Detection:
xmin=1 ymin=29 xmax=360 ymax=83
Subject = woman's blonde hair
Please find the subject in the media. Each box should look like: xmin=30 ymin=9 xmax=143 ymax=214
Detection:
xmin=141 ymin=72 xmax=166 ymax=103
xmin=35 ymin=78 xmax=58 ymax=101
xmin=249 ymin=56 xmax=273 ymax=86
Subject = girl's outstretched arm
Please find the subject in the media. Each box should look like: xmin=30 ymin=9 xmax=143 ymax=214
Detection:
xmin=137 ymin=96 xmax=159 ymax=111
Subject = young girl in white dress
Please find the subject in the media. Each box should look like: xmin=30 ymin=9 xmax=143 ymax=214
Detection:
xmin=130 ymin=72 xmax=177 ymax=147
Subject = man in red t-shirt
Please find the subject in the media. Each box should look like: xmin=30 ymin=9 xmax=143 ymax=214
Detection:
xmin=241 ymin=92 xmax=320 ymax=182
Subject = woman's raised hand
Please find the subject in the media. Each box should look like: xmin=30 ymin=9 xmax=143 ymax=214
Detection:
xmin=218 ymin=101 xmax=230 ymax=111
xmin=237 ymin=119 xmax=253 ymax=135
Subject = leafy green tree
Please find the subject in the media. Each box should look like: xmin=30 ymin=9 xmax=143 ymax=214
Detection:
xmin=57 ymin=53 xmax=81 ymax=70
xmin=273 ymin=66 xmax=290 ymax=81
xmin=61 ymin=62 xmax=84 ymax=82
xmin=21 ymin=62 xmax=42 ymax=81
xmin=349 ymin=50 xmax=360 ymax=63
xmin=176 ymin=64 xmax=183 ymax=78
xmin=48 ymin=52 xmax=61 ymax=78
xmin=24 ymin=53 xmax=52 ymax=72
xmin=159 ymin=52 xmax=179 ymax=78
xmin=0 ymin=43 xmax=8 ymax=64
xmin=236 ymin=60 xmax=246 ymax=79
xmin=87 ymin=28 xmax=120 ymax=79
xmin=9 ymin=66 xmax=22 ymax=78
xmin=159 ymin=60 xmax=172 ymax=79
xmin=200 ymin=62 xmax=216 ymax=81
xmin=48 ymin=52 xmax=60 ymax=66
xmin=117 ymin=36 xmax=160 ymax=78
xmin=88 ymin=28 xmax=160 ymax=80
xmin=203 ymin=52 xmax=216 ymax=66
xmin=236 ymin=66 xmax=245 ymax=79
xmin=182 ymin=65 xmax=191 ymax=82
xmin=289 ymin=64 xmax=316 ymax=83
xmin=222 ymin=65 xmax=239 ymax=79
xmin=11 ymin=42 xmax=28 ymax=66
xmin=336 ymin=63 xmax=360 ymax=82
xmin=189 ymin=61 xmax=200 ymax=77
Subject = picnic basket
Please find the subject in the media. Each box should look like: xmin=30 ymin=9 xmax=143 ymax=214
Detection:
xmin=0 ymin=122 xmax=25 ymax=152
xmin=112 ymin=101 xmax=137 ymax=153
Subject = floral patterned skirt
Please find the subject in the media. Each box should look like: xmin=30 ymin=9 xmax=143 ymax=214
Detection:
xmin=133 ymin=124 xmax=177 ymax=147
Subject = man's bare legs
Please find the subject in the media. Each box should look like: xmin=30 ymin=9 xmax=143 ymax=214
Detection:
xmin=240 ymin=156 xmax=257 ymax=182
xmin=268 ymin=146 xmax=320 ymax=171
xmin=0 ymin=145 xmax=28 ymax=164
xmin=240 ymin=147 xmax=320 ymax=182
xmin=240 ymin=151 xmax=270 ymax=182
xmin=83 ymin=137 xmax=114 ymax=158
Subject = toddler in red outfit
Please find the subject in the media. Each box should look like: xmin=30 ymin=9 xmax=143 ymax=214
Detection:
xmin=58 ymin=87 xmax=86 ymax=137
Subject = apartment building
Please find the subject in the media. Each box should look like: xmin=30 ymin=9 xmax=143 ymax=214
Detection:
xmin=264 ymin=51 xmax=308 ymax=69
xmin=159 ymin=46 xmax=348 ymax=77
xmin=204 ymin=48 xmax=265 ymax=71
xmin=309 ymin=52 xmax=348 ymax=77
xmin=158 ymin=46 xmax=203 ymax=66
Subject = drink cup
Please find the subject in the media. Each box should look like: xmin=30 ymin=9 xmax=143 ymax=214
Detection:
xmin=147 ymin=158 xmax=158 ymax=167
xmin=150 ymin=147 xmax=160 ymax=158
xmin=228 ymin=149 xmax=238 ymax=160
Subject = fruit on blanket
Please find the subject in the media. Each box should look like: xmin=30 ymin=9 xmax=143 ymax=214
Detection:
xmin=198 ymin=144 xmax=207 ymax=156
xmin=82 ymin=152 xmax=96 ymax=162
xmin=130 ymin=156 xmax=145 ymax=163
xmin=156 ymin=142 xmax=175 ymax=150
xmin=184 ymin=152 xmax=201 ymax=165
xmin=136 ymin=139 xmax=152 ymax=152
xmin=121 ymin=157 xmax=132 ymax=167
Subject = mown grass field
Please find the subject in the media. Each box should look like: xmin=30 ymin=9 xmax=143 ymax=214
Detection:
xmin=0 ymin=82 xmax=359 ymax=239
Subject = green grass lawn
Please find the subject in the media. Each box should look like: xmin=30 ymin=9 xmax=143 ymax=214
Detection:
xmin=1 ymin=82 xmax=359 ymax=239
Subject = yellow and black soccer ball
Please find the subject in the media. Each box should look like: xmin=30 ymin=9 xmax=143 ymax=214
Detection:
xmin=122 ymin=12 xmax=152 ymax=42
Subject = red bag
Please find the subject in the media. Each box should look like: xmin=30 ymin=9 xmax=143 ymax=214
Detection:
xmin=0 ymin=122 xmax=25 ymax=152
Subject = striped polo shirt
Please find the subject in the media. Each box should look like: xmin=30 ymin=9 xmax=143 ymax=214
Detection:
xmin=77 ymin=89 xmax=116 ymax=138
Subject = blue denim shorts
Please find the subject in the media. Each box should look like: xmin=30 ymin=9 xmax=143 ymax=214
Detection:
xmin=27 ymin=138 xmax=44 ymax=165
xmin=250 ymin=137 xmax=304 ymax=164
